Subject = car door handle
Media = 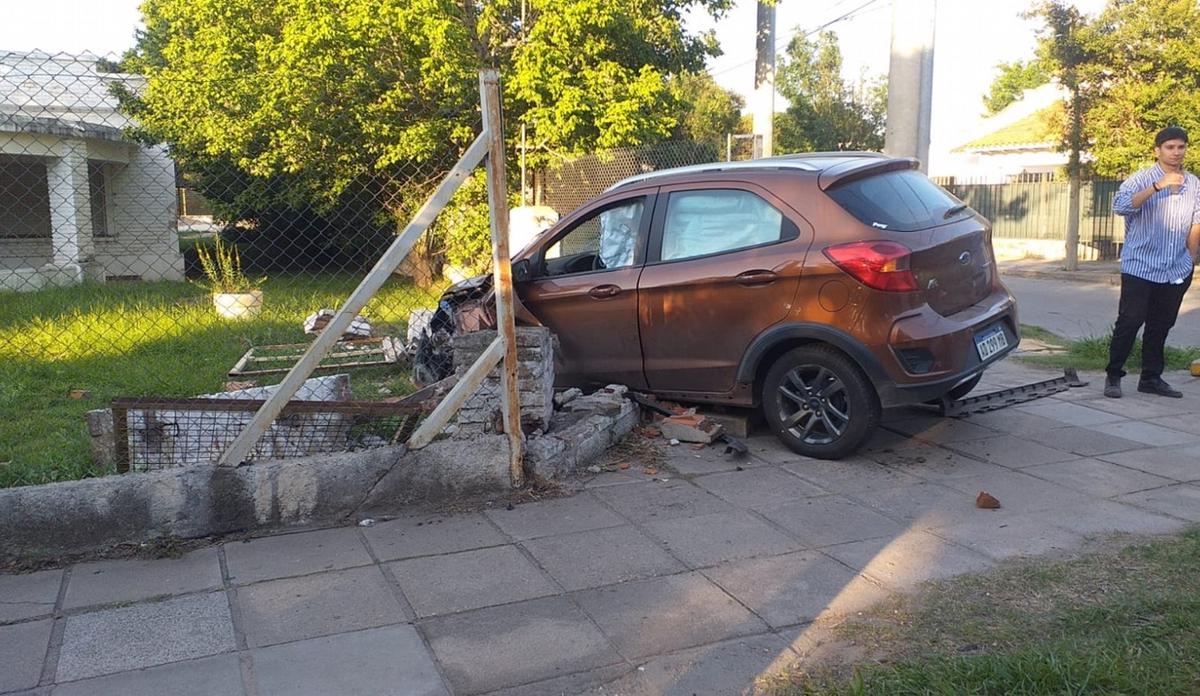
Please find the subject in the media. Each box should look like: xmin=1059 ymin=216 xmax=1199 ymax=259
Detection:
xmin=735 ymin=270 xmax=778 ymax=286
xmin=588 ymin=284 xmax=621 ymax=299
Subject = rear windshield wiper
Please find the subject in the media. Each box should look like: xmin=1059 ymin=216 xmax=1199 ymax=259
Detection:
xmin=943 ymin=204 xmax=970 ymax=219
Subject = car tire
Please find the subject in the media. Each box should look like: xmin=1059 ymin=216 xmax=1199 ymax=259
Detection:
xmin=946 ymin=374 xmax=982 ymax=400
xmin=761 ymin=345 xmax=880 ymax=460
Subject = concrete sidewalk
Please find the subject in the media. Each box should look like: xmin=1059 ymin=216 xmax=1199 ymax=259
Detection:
xmin=999 ymin=258 xmax=1125 ymax=284
xmin=3 ymin=361 xmax=1199 ymax=696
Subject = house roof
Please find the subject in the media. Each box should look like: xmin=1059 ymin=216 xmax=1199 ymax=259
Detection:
xmin=955 ymin=103 xmax=1062 ymax=153
xmin=0 ymin=50 xmax=142 ymax=132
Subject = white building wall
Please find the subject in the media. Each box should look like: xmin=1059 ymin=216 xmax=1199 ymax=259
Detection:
xmin=91 ymin=142 xmax=184 ymax=282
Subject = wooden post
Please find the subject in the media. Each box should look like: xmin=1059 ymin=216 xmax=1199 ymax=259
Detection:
xmin=216 ymin=132 xmax=491 ymax=467
xmin=480 ymin=69 xmax=526 ymax=488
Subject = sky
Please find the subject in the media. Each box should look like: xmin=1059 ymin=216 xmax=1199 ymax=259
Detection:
xmin=0 ymin=0 xmax=1107 ymax=173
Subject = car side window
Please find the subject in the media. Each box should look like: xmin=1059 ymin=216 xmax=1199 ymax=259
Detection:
xmin=660 ymin=189 xmax=784 ymax=262
xmin=542 ymin=199 xmax=645 ymax=276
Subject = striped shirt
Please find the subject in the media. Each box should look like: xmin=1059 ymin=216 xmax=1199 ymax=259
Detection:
xmin=1112 ymin=164 xmax=1200 ymax=283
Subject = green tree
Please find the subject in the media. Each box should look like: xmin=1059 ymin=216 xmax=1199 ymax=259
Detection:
xmin=118 ymin=0 xmax=731 ymax=278
xmin=667 ymin=71 xmax=744 ymax=149
xmin=982 ymin=59 xmax=1051 ymax=115
xmin=773 ymin=31 xmax=885 ymax=153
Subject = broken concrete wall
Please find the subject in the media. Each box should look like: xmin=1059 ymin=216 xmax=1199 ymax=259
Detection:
xmin=452 ymin=327 xmax=555 ymax=435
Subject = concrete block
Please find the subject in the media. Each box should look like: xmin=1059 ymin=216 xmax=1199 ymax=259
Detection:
xmin=572 ymin=572 xmax=768 ymax=659
xmin=0 ymin=568 xmax=62 ymax=622
xmin=57 ymin=592 xmax=235 ymax=682
xmin=0 ymin=619 xmax=52 ymax=693
xmin=358 ymin=436 xmax=512 ymax=515
xmin=522 ymin=525 xmax=685 ymax=591
xmin=235 ymin=565 xmax=408 ymax=648
xmin=484 ymin=494 xmax=625 ymax=540
xmin=252 ymin=625 xmax=447 ymax=696
xmin=659 ymin=414 xmax=723 ymax=444
xmin=644 ymin=510 xmax=802 ymax=569
xmin=52 ymin=654 xmax=244 ymax=696
xmin=64 ymin=547 xmax=222 ymax=609
xmin=421 ymin=596 xmax=621 ymax=695
xmin=223 ymin=526 xmax=372 ymax=585
xmin=696 ymin=410 xmax=758 ymax=438
xmin=360 ymin=513 xmax=508 ymax=562
xmin=390 ymin=546 xmax=556 ymax=618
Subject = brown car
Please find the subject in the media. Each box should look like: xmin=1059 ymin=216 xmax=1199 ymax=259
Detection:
xmin=434 ymin=152 xmax=1019 ymax=459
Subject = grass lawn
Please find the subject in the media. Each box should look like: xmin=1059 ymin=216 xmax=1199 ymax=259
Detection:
xmin=1017 ymin=324 xmax=1200 ymax=373
xmin=0 ymin=273 xmax=443 ymax=488
xmin=772 ymin=527 xmax=1200 ymax=695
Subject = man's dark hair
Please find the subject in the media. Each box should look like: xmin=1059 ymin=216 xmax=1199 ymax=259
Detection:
xmin=1155 ymin=126 xmax=1188 ymax=147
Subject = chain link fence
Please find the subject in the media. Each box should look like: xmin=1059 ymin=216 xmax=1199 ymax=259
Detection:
xmin=1 ymin=51 xmax=500 ymax=487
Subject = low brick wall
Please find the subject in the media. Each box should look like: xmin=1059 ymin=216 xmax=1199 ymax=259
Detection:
xmin=452 ymin=327 xmax=556 ymax=435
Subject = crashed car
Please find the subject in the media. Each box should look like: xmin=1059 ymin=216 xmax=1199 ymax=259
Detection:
xmin=421 ymin=152 xmax=1019 ymax=459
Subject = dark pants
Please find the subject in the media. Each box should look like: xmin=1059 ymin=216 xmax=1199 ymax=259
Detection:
xmin=1107 ymin=272 xmax=1193 ymax=380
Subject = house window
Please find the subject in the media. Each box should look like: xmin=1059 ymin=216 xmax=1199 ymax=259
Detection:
xmin=88 ymin=161 xmax=111 ymax=238
xmin=0 ymin=154 xmax=51 ymax=239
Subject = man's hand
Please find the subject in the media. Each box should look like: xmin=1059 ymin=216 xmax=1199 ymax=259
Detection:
xmin=1188 ymin=223 xmax=1200 ymax=264
xmin=1157 ymin=171 xmax=1185 ymax=192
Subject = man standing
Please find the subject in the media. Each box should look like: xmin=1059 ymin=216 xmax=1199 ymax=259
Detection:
xmin=1105 ymin=126 xmax=1200 ymax=398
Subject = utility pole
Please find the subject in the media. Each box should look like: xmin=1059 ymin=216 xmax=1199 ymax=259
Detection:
xmin=884 ymin=0 xmax=936 ymax=171
xmin=753 ymin=0 xmax=776 ymax=158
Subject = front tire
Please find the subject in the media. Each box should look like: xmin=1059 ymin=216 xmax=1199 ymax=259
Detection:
xmin=761 ymin=345 xmax=881 ymax=460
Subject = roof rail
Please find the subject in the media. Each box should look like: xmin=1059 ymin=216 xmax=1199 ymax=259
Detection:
xmin=603 ymin=151 xmax=888 ymax=193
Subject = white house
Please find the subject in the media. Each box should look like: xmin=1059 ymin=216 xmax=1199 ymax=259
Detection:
xmin=0 ymin=51 xmax=184 ymax=292
xmin=941 ymin=83 xmax=1069 ymax=183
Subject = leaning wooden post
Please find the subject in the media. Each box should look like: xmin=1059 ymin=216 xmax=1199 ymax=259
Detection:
xmin=480 ymin=69 xmax=525 ymax=488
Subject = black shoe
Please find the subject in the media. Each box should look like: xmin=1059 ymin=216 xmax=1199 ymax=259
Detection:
xmin=1137 ymin=377 xmax=1182 ymax=398
xmin=1104 ymin=376 xmax=1122 ymax=398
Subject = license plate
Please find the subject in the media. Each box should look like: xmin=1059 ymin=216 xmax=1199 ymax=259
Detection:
xmin=975 ymin=325 xmax=1009 ymax=361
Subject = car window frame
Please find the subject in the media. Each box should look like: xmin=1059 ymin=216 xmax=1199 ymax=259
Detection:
xmin=645 ymin=183 xmax=802 ymax=265
xmin=530 ymin=191 xmax=658 ymax=280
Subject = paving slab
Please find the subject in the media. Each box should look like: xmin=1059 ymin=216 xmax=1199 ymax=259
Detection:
xmin=0 ymin=618 xmax=52 ymax=693
xmin=845 ymin=481 xmax=978 ymax=528
xmin=1023 ymin=458 xmax=1175 ymax=498
xmin=884 ymin=416 xmax=998 ymax=443
xmin=52 ymin=653 xmax=244 ymax=696
xmin=946 ymin=434 xmax=1078 ymax=468
xmin=252 ymin=625 xmax=447 ymax=696
xmin=926 ymin=515 xmax=1085 ymax=560
xmin=56 ymin=592 xmax=235 ymax=682
xmin=483 ymin=494 xmax=625 ymax=540
xmin=1028 ymin=498 xmax=1189 ymax=537
xmin=390 ymin=545 xmax=556 ymax=618
xmin=1020 ymin=426 xmax=1147 ymax=457
xmin=0 ymin=569 xmax=61 ymax=623
xmin=578 ymin=633 xmax=799 ymax=696
xmin=579 ymin=469 xmax=648 ymax=488
xmin=743 ymin=435 xmax=808 ymax=464
xmin=756 ymin=495 xmax=907 ymax=548
xmin=235 ymin=565 xmax=408 ymax=648
xmin=1075 ymin=395 xmax=1192 ymax=420
xmin=691 ymin=467 xmax=827 ymax=508
xmin=1085 ymin=420 xmax=1200 ymax=447
xmin=64 ymin=548 xmax=222 ymax=610
xmin=643 ymin=510 xmax=802 ymax=568
xmin=591 ymin=479 xmax=734 ymax=523
xmin=223 ymin=526 xmax=373 ymax=585
xmin=823 ymin=531 xmax=995 ymax=592
xmin=660 ymin=444 xmax=767 ymax=475
xmin=1016 ymin=401 xmax=1127 ymax=427
xmin=360 ymin=513 xmax=509 ymax=561
xmin=1098 ymin=444 xmax=1200 ymax=482
xmin=481 ymin=664 xmax=634 ymax=696
xmin=521 ymin=525 xmax=685 ymax=591
xmin=954 ymin=408 xmax=1066 ymax=436
xmin=1115 ymin=484 xmax=1200 ymax=522
xmin=782 ymin=457 xmax=924 ymax=494
xmin=867 ymin=444 xmax=1011 ymax=482
xmin=421 ymin=596 xmax=622 ymax=695
xmin=1146 ymin=413 xmax=1200 ymax=436
xmin=936 ymin=467 xmax=1097 ymax=513
xmin=571 ymin=572 xmax=767 ymax=660
xmin=703 ymin=550 xmax=887 ymax=628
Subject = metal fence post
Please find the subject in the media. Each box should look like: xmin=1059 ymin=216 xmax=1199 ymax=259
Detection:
xmin=480 ymin=69 xmax=526 ymax=488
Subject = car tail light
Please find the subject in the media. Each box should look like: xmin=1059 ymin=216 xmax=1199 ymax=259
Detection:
xmin=823 ymin=241 xmax=918 ymax=292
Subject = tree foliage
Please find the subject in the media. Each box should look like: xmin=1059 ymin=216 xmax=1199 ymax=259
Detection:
xmin=983 ymin=59 xmax=1051 ymax=115
xmin=667 ymin=71 xmax=744 ymax=149
xmin=773 ymin=31 xmax=885 ymax=153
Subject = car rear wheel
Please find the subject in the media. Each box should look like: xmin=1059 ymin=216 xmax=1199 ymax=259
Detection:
xmin=762 ymin=345 xmax=880 ymax=460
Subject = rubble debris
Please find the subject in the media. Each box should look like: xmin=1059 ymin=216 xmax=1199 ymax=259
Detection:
xmin=669 ymin=438 xmax=681 ymax=446
xmin=617 ymin=462 xmax=631 ymax=470
xmin=586 ymin=465 xmax=603 ymax=474
xmin=554 ymin=387 xmax=583 ymax=408
xmin=224 ymin=380 xmax=259 ymax=391
xmin=976 ymin=491 xmax=1002 ymax=509
xmin=358 ymin=518 xmax=376 ymax=527
xmin=642 ymin=466 xmax=658 ymax=476
xmin=660 ymin=413 xmax=724 ymax=444
xmin=1192 ymin=358 xmax=1200 ymax=377
xmin=304 ymin=308 xmax=373 ymax=338
xmin=69 ymin=389 xmax=91 ymax=400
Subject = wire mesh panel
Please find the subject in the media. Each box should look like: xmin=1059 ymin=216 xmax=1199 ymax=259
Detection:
xmin=0 ymin=50 xmax=500 ymax=486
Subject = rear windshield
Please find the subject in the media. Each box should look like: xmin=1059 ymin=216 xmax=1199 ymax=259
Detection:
xmin=827 ymin=169 xmax=971 ymax=232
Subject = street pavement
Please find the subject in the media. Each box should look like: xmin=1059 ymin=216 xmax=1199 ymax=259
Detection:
xmin=3 ymin=360 xmax=1199 ymax=695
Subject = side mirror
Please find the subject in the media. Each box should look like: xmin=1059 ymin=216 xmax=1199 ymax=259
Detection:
xmin=511 ymin=258 xmax=532 ymax=283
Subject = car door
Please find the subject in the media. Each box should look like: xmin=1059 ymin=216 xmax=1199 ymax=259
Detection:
xmin=638 ymin=183 xmax=810 ymax=394
xmin=518 ymin=192 xmax=657 ymax=389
